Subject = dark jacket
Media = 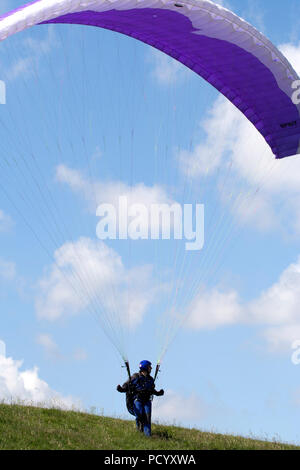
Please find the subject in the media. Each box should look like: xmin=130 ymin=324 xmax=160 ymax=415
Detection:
xmin=119 ymin=372 xmax=163 ymax=403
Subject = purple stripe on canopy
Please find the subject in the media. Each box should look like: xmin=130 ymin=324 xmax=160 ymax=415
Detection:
xmin=39 ymin=7 xmax=300 ymax=159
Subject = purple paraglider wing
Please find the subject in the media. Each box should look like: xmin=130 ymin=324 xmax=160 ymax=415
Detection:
xmin=1 ymin=0 xmax=300 ymax=159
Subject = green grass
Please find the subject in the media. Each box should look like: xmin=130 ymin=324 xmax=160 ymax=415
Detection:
xmin=0 ymin=403 xmax=298 ymax=450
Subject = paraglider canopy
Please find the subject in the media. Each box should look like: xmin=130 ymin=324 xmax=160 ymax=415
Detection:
xmin=0 ymin=0 xmax=300 ymax=159
xmin=1 ymin=0 xmax=300 ymax=367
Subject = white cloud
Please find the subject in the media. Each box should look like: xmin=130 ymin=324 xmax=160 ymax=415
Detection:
xmin=35 ymin=237 xmax=163 ymax=330
xmin=184 ymin=255 xmax=300 ymax=353
xmin=22 ymin=25 xmax=57 ymax=56
xmin=148 ymin=49 xmax=192 ymax=86
xmin=56 ymin=163 xmax=175 ymax=211
xmin=36 ymin=237 xmax=122 ymax=321
xmin=279 ymin=42 xmax=300 ymax=76
xmin=247 ymin=257 xmax=300 ymax=352
xmin=248 ymin=256 xmax=300 ymax=326
xmin=214 ymin=0 xmax=232 ymax=7
xmin=38 ymin=166 xmax=176 ymax=338
xmin=178 ymin=42 xmax=300 ymax=236
xmin=37 ymin=333 xmax=61 ymax=360
xmin=178 ymin=97 xmax=238 ymax=179
xmin=173 ymin=40 xmax=300 ymax=353
xmin=3 ymin=26 xmax=58 ymax=81
xmin=5 ymin=56 xmax=33 ymax=81
xmin=56 ymin=163 xmax=184 ymax=242
xmin=153 ymin=390 xmax=208 ymax=424
xmin=186 ymin=288 xmax=243 ymax=330
xmin=37 ymin=335 xmax=89 ymax=362
xmin=153 ymin=388 xmax=229 ymax=426
xmin=0 ymin=340 xmax=80 ymax=409
xmin=261 ymin=324 xmax=300 ymax=353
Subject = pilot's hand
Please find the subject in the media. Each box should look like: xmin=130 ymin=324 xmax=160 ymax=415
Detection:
xmin=117 ymin=384 xmax=123 ymax=393
xmin=157 ymin=389 xmax=164 ymax=396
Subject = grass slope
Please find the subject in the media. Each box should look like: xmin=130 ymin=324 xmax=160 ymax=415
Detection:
xmin=0 ymin=404 xmax=297 ymax=450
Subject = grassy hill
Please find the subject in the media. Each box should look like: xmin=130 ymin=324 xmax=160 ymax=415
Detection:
xmin=0 ymin=403 xmax=298 ymax=450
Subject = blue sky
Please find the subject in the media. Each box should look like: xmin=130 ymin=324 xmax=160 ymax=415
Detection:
xmin=0 ymin=0 xmax=300 ymax=445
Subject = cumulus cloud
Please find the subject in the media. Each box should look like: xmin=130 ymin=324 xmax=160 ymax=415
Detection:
xmin=56 ymin=163 xmax=175 ymax=209
xmin=148 ymin=49 xmax=192 ymax=86
xmin=178 ymin=96 xmax=244 ymax=179
xmin=248 ymin=257 xmax=300 ymax=326
xmin=178 ymin=95 xmax=299 ymax=234
xmin=153 ymin=390 xmax=207 ymax=424
xmin=261 ymin=325 xmax=300 ymax=353
xmin=56 ymin=163 xmax=186 ymax=243
xmin=186 ymin=288 xmax=243 ymax=330
xmin=184 ymin=255 xmax=300 ymax=353
xmin=153 ymin=388 xmax=229 ymax=426
xmin=3 ymin=26 xmax=58 ymax=82
xmin=279 ymin=42 xmax=300 ymax=75
xmin=0 ymin=340 xmax=80 ymax=409
xmin=39 ymin=166 xmax=177 ymax=337
xmin=248 ymin=258 xmax=300 ymax=352
xmin=37 ymin=334 xmax=88 ymax=362
xmin=36 ymin=334 xmax=61 ymax=360
xmin=35 ymin=237 xmax=163 ymax=330
xmin=178 ymin=43 xmax=300 ymax=236
xmin=171 ymin=40 xmax=300 ymax=353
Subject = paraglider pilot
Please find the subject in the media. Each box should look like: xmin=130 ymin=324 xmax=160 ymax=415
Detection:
xmin=117 ymin=360 xmax=164 ymax=437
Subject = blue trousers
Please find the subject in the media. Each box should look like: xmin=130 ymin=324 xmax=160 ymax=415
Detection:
xmin=133 ymin=399 xmax=152 ymax=437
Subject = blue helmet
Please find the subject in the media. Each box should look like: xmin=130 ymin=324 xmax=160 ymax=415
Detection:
xmin=139 ymin=360 xmax=152 ymax=371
